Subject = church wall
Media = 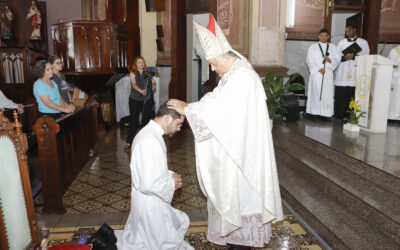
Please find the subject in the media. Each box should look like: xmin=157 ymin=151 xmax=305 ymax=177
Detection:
xmin=186 ymin=14 xmax=209 ymax=103
xmin=139 ymin=0 xmax=157 ymax=67
xmin=378 ymin=43 xmax=400 ymax=57
xmin=249 ymin=0 xmax=286 ymax=66
xmin=285 ymin=40 xmax=314 ymax=91
xmin=40 ymin=0 xmax=82 ymax=55
xmin=379 ymin=0 xmax=400 ymax=43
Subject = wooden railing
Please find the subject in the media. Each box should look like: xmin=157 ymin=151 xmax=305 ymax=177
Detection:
xmin=3 ymin=102 xmax=37 ymax=134
xmin=33 ymin=99 xmax=98 ymax=213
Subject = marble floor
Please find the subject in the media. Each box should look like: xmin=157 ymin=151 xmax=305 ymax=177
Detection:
xmin=284 ymin=118 xmax=400 ymax=178
xmin=35 ymin=124 xmax=323 ymax=249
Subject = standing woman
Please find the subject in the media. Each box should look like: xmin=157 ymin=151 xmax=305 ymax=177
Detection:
xmin=125 ymin=56 xmax=156 ymax=150
xmin=33 ymin=60 xmax=75 ymax=119
xmin=49 ymin=55 xmax=74 ymax=104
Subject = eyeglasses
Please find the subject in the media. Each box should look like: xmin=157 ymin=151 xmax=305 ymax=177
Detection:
xmin=55 ymin=62 xmax=62 ymax=65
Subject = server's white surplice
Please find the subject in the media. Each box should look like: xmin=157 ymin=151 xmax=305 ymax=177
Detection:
xmin=306 ymin=42 xmax=341 ymax=117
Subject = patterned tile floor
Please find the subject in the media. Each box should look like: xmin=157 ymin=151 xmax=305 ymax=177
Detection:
xmin=34 ymin=125 xmax=323 ymax=249
xmin=35 ymin=126 xmax=205 ymax=214
xmin=41 ymin=215 xmax=323 ymax=250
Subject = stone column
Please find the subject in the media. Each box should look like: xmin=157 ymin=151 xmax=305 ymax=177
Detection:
xmin=250 ymin=0 xmax=288 ymax=76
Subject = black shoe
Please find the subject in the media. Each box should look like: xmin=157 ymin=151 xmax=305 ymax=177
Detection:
xmin=304 ymin=113 xmax=318 ymax=122
xmin=87 ymin=233 xmax=117 ymax=250
xmin=87 ymin=223 xmax=117 ymax=250
xmin=318 ymin=116 xmax=331 ymax=121
xmin=98 ymin=223 xmax=117 ymax=244
xmin=228 ymin=244 xmax=251 ymax=250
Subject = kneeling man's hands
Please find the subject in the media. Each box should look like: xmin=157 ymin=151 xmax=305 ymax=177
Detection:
xmin=173 ymin=173 xmax=182 ymax=190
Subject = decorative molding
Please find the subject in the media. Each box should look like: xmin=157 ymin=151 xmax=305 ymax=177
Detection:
xmin=379 ymin=34 xmax=400 ymax=43
xmin=253 ymin=66 xmax=289 ymax=77
xmin=303 ymin=0 xmax=324 ymax=9
xmin=286 ymin=31 xmax=319 ymax=40
xmin=381 ymin=0 xmax=397 ymax=12
xmin=217 ymin=0 xmax=250 ymax=58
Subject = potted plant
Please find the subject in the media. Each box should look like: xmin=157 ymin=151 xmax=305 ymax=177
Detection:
xmin=343 ymin=98 xmax=366 ymax=132
xmin=262 ymin=72 xmax=305 ymax=121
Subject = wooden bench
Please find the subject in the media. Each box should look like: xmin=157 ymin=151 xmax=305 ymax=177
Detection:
xmin=33 ymin=99 xmax=98 ymax=213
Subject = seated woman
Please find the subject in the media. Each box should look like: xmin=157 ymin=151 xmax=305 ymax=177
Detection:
xmin=49 ymin=55 xmax=74 ymax=104
xmin=33 ymin=60 xmax=75 ymax=119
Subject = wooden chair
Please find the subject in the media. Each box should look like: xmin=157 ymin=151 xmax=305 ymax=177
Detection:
xmin=0 ymin=110 xmax=41 ymax=249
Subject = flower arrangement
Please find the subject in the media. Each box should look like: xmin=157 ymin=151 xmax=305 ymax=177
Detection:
xmin=345 ymin=99 xmax=366 ymax=125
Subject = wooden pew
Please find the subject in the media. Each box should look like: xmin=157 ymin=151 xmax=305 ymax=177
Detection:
xmin=3 ymin=101 xmax=38 ymax=148
xmin=33 ymin=99 xmax=98 ymax=213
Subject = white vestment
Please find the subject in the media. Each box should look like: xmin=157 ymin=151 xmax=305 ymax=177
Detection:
xmin=115 ymin=120 xmax=193 ymax=250
xmin=184 ymin=57 xmax=283 ymax=247
xmin=335 ymin=37 xmax=370 ymax=87
xmin=115 ymin=75 xmax=131 ymax=122
xmin=306 ymin=42 xmax=341 ymax=117
xmin=0 ymin=90 xmax=18 ymax=110
xmin=388 ymin=46 xmax=400 ymax=120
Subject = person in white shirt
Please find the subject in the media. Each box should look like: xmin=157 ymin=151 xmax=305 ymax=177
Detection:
xmin=115 ymin=103 xmax=193 ymax=250
xmin=0 ymin=90 xmax=24 ymax=114
xmin=334 ymin=24 xmax=370 ymax=119
xmin=388 ymin=45 xmax=400 ymax=120
xmin=306 ymin=28 xmax=341 ymax=119
xmin=168 ymin=14 xmax=283 ymax=249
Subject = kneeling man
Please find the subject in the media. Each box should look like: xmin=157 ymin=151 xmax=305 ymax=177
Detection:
xmin=115 ymin=103 xmax=193 ymax=250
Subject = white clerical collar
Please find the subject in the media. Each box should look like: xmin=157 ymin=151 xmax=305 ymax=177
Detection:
xmin=149 ymin=120 xmax=165 ymax=136
xmin=319 ymin=42 xmax=327 ymax=48
xmin=347 ymin=36 xmax=358 ymax=42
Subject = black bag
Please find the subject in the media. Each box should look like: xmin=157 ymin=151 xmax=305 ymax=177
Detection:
xmin=283 ymin=94 xmax=300 ymax=122
xmin=87 ymin=223 xmax=117 ymax=250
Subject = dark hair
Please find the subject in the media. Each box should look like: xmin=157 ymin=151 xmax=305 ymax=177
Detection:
xmin=319 ymin=28 xmax=329 ymax=35
xmin=48 ymin=55 xmax=61 ymax=64
xmin=34 ymin=60 xmax=49 ymax=78
xmin=156 ymin=102 xmax=182 ymax=119
xmin=346 ymin=24 xmax=356 ymax=29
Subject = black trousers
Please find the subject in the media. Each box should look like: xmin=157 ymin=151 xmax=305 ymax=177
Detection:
xmin=334 ymin=86 xmax=355 ymax=119
xmin=126 ymin=98 xmax=155 ymax=144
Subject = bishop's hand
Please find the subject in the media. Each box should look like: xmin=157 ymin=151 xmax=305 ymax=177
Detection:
xmin=167 ymin=99 xmax=187 ymax=115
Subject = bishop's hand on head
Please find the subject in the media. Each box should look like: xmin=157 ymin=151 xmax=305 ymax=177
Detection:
xmin=167 ymin=99 xmax=187 ymax=115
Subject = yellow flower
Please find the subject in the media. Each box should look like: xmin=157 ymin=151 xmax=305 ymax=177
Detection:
xmin=353 ymin=102 xmax=360 ymax=111
xmin=348 ymin=99 xmax=360 ymax=111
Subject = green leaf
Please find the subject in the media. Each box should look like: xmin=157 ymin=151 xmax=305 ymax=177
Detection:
xmin=286 ymin=73 xmax=300 ymax=84
xmin=287 ymin=83 xmax=305 ymax=91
